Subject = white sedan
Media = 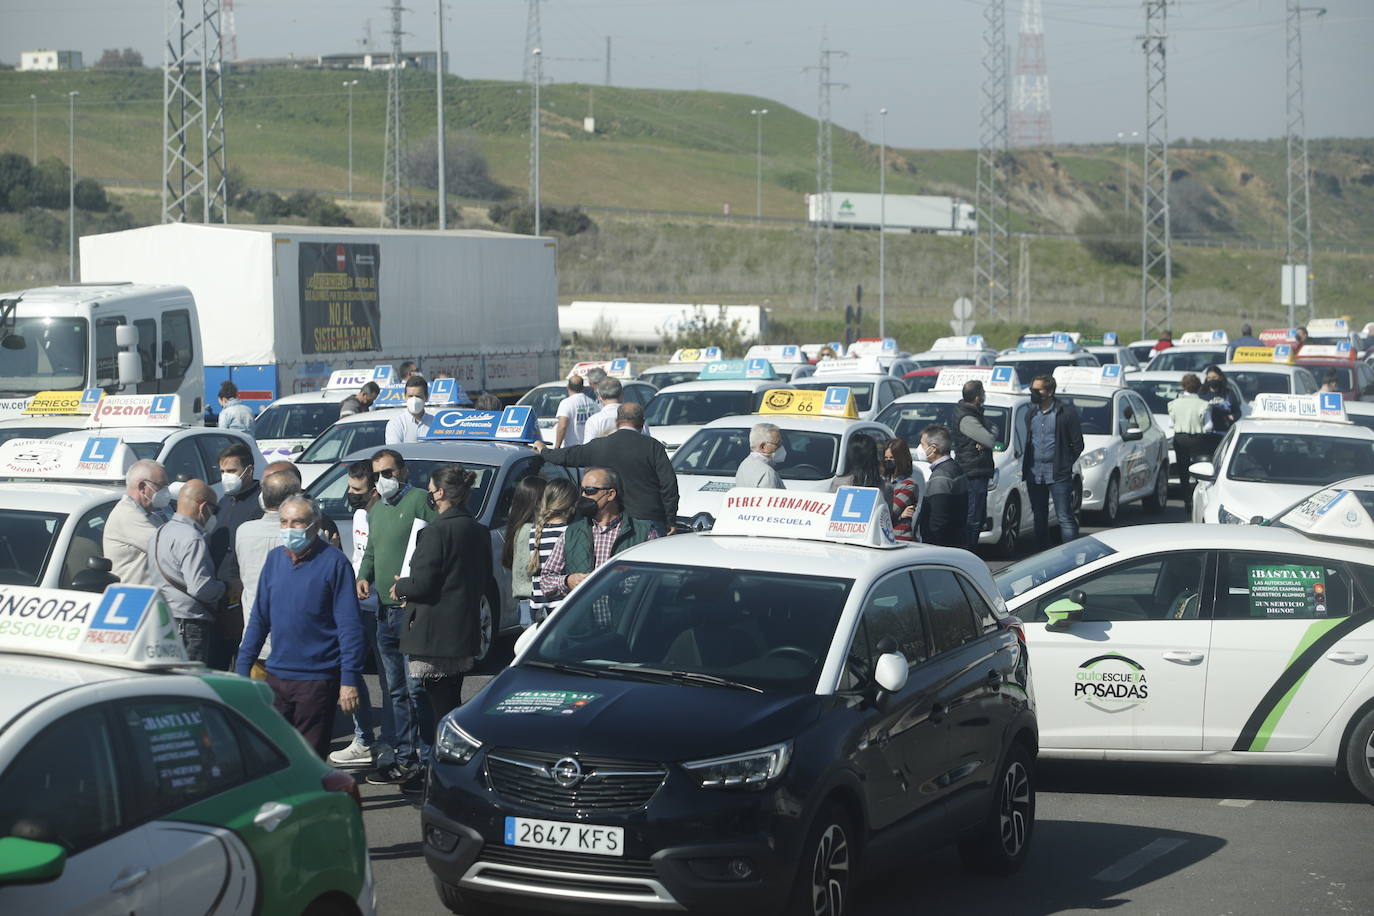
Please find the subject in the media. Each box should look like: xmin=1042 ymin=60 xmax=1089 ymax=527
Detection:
xmin=994 ymin=522 xmax=1374 ymax=802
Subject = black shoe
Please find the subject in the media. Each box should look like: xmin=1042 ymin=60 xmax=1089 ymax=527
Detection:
xmin=365 ymin=763 xmax=413 ymax=786
xmin=399 ymin=770 xmax=426 ymax=800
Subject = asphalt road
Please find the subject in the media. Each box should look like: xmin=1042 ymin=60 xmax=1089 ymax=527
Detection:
xmin=342 ymin=496 xmax=1373 ymax=915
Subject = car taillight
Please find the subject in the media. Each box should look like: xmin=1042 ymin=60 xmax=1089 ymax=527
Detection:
xmin=323 ymin=769 xmax=363 ymax=808
xmin=999 ymin=615 xmax=1026 ymax=645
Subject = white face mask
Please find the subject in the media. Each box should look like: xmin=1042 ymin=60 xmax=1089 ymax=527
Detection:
xmin=771 ymin=446 xmax=787 ymax=464
xmin=914 ymin=444 xmax=930 ymax=463
xmin=149 ymin=483 xmax=172 ymax=511
xmin=221 ymin=469 xmax=244 ymax=496
xmin=406 ymin=396 xmax=426 ymax=415
xmin=376 ymin=474 xmax=401 ymax=500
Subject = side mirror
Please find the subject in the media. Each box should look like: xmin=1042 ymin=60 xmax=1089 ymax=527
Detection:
xmin=289 ymin=443 xmax=305 ymax=455
xmin=0 ymin=837 xmax=67 ymax=885
xmin=117 ymin=350 xmax=143 ymax=388
xmin=114 ymin=325 xmax=138 ymax=348
xmin=1045 ymin=589 xmax=1087 ymax=630
xmin=1122 ymin=427 xmax=1144 ymax=442
xmin=72 ymin=556 xmax=119 ymax=594
xmin=874 ymin=652 xmax=909 ymax=694
xmin=512 ymin=622 xmax=540 ymax=659
xmin=1189 ymin=460 xmax=1217 ymax=482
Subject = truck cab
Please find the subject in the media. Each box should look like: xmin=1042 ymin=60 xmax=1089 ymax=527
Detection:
xmin=0 ymin=284 xmax=203 ymax=426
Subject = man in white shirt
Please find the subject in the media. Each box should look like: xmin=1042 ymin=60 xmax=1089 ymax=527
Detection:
xmin=585 ymin=377 xmax=652 ymax=440
xmin=735 ymin=422 xmax=785 ymax=489
xmin=384 ymin=375 xmax=434 ymax=444
xmin=103 ymin=459 xmax=170 ymax=586
xmin=554 ymin=374 xmax=598 ymax=448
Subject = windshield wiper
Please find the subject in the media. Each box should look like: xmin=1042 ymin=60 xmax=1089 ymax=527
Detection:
xmin=603 ymin=664 xmax=763 ymax=693
xmin=523 ymin=659 xmax=605 ymax=678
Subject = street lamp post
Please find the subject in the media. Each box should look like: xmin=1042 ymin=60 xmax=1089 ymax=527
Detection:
xmin=68 ymin=90 xmax=78 ymax=281
xmin=30 ymin=94 xmax=37 ymax=163
xmin=435 ymin=0 xmax=447 ymax=229
xmin=879 ymin=107 xmax=888 ymax=337
xmin=532 ymin=48 xmax=542 ymax=237
xmin=750 ymin=108 xmax=767 ymax=220
xmin=343 ymin=80 xmax=358 ymax=199
xmin=1116 ymin=130 xmax=1139 ymax=219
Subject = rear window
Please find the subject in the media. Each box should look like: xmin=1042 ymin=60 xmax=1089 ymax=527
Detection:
xmin=644 ymin=390 xmax=759 ymax=427
xmin=1227 ymin=433 xmax=1374 ymax=486
xmin=1147 ymin=349 xmax=1227 ymax=372
xmin=672 ymin=427 xmax=840 ymax=481
xmin=1227 ymin=371 xmax=1294 ymax=401
xmin=297 ymin=418 xmax=388 ymax=464
xmin=253 ymin=401 xmax=344 ymax=441
xmin=517 ymin=386 xmax=571 ymax=420
xmin=876 ymin=401 xmax=1011 ymax=450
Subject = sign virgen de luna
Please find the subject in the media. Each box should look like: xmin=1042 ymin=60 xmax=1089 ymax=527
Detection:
xmin=298 ymin=242 xmax=382 ymax=354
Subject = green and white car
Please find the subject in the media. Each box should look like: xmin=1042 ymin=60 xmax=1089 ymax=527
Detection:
xmin=0 ymin=583 xmax=376 ymax=915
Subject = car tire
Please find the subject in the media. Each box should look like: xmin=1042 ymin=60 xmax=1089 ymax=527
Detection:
xmin=434 ymin=878 xmax=516 ymax=916
xmin=785 ymin=804 xmax=855 ymax=916
xmin=1343 ymin=705 xmax=1374 ymax=803
xmin=474 ymin=587 xmax=496 ymax=662
xmin=997 ymin=495 xmax=1021 ymax=557
xmin=958 ymin=742 xmax=1035 ymax=875
xmin=1095 ymin=473 xmax=1120 ymax=524
xmin=1142 ymin=462 xmax=1169 ymax=514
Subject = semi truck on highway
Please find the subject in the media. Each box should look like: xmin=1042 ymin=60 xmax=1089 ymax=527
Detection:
xmin=78 ymin=223 xmax=560 ymax=421
xmin=805 ymin=192 xmax=977 ymax=235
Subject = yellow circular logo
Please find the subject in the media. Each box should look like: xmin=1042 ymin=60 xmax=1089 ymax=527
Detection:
xmin=764 ymin=390 xmax=795 ymax=410
xmin=679 ymin=348 xmax=700 ymax=362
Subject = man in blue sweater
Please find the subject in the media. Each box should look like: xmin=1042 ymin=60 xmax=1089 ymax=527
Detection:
xmin=236 ymin=495 xmax=366 ymax=757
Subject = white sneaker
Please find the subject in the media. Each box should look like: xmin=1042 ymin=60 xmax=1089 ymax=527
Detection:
xmin=329 ymin=737 xmax=372 ymax=767
xmin=372 ymin=742 xmax=396 ymax=769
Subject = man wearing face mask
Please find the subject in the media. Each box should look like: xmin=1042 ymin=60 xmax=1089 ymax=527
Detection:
xmin=147 ymin=479 xmax=227 ymax=665
xmin=735 ymin=422 xmax=786 ymax=489
xmin=1022 ymin=374 xmax=1084 ymax=551
xmin=954 ymin=380 xmax=997 ymax=547
xmin=103 ymin=459 xmax=171 ymax=586
xmin=209 ymin=443 xmax=264 ymax=662
xmin=384 ymin=374 xmax=435 ymax=444
xmin=235 ymin=495 xmax=365 ymax=758
xmin=539 ymin=467 xmax=659 ymax=605
xmin=358 ymin=448 xmax=438 ymax=785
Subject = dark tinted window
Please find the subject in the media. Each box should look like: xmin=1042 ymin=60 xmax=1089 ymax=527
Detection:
xmin=310 ymin=458 xmax=496 ymax=522
xmin=162 ymin=309 xmax=194 ymax=381
xmin=253 ymin=401 xmax=345 ymax=440
xmin=1215 ymin=553 xmax=1351 ymax=620
xmin=1030 ymin=552 xmax=1205 ymax=622
xmin=134 ymin=318 xmax=157 ymax=381
xmin=644 ymin=389 xmax=756 ymax=426
xmin=858 ymin=571 xmax=927 ymax=665
xmin=0 ymin=707 xmax=123 ymax=853
xmin=958 ymin=575 xmax=999 ymax=629
xmin=916 ymin=568 xmax=980 ymax=653
xmin=0 ymin=508 xmax=66 ymax=585
xmin=162 ymin=438 xmax=205 ymax=482
xmin=119 ymin=699 xmax=249 ymax=816
xmin=297 ymin=418 xmax=389 ymax=464
xmin=95 ymin=316 xmax=125 ymax=384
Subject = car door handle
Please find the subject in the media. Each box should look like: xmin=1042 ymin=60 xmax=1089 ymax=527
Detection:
xmin=1326 ymin=650 xmax=1369 ymax=665
xmin=930 ymin=703 xmax=948 ymax=724
xmin=110 ymin=867 xmax=150 ymax=893
xmin=1163 ymin=650 xmax=1204 ymax=664
xmin=254 ymin=800 xmax=294 ymax=833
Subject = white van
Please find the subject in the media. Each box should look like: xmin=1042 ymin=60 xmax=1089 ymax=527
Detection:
xmin=0 ymin=283 xmax=203 ymax=425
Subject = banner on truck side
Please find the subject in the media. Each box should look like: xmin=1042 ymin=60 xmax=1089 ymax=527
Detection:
xmin=298 ymin=242 xmax=382 ymax=354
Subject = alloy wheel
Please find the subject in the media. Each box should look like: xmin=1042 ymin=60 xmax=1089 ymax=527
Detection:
xmin=810 ymin=823 xmax=850 ymax=916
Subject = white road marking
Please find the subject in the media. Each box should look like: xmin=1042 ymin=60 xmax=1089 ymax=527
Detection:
xmin=1092 ymin=838 xmax=1189 ymax=882
xmin=1218 ymin=798 xmax=1254 ymax=808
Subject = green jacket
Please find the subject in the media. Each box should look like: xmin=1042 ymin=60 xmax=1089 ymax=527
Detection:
xmin=358 ymin=485 xmax=438 ymax=607
xmin=562 ymin=515 xmax=657 ymax=576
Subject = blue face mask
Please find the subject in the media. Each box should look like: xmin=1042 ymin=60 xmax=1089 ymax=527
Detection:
xmin=280 ymin=527 xmax=313 ymax=552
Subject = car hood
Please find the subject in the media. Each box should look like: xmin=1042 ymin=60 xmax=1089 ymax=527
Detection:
xmin=653 ymin=425 xmax=701 ymax=451
xmin=1080 ymin=433 xmax=1119 ymax=453
xmin=675 ymin=474 xmax=834 ymax=521
xmin=457 ymin=666 xmax=822 ymax=760
xmin=1215 ymin=478 xmax=1323 ymax=521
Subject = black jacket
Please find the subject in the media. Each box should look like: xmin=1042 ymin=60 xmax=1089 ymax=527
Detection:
xmin=212 ymin=478 xmax=264 ymax=589
xmin=953 ymin=401 xmax=996 ymax=480
xmin=1021 ymin=399 xmax=1085 ymax=483
xmin=917 ymin=458 xmax=969 ymax=547
xmin=394 ymin=505 xmax=492 ymax=660
xmin=542 ymin=428 xmax=680 ymax=524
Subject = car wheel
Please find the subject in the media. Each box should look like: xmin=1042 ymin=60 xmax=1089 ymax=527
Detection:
xmin=997 ymin=495 xmax=1021 ymax=557
xmin=1142 ymin=462 xmax=1169 ymax=513
xmin=958 ymin=742 xmax=1035 ymax=875
xmin=474 ymin=588 xmax=495 ymax=662
xmin=1095 ymin=474 xmax=1120 ymax=524
xmin=786 ymin=804 xmax=854 ymax=916
xmin=1343 ymin=705 xmax=1374 ymax=803
xmin=434 ymin=878 xmax=516 ymax=916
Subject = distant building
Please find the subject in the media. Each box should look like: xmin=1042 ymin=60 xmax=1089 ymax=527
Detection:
xmin=20 ymin=50 xmax=84 ymax=71
xmin=319 ymin=51 xmax=447 ymax=73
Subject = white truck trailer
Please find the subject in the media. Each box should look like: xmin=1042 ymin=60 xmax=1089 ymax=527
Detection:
xmin=805 ymin=192 xmax=977 ymax=234
xmin=79 ymin=223 xmax=559 ymax=420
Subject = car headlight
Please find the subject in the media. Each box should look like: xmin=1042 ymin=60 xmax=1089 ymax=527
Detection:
xmin=434 ymin=713 xmax=482 ymax=765
xmin=1217 ymin=504 xmax=1244 ymax=525
xmin=682 ymin=741 xmax=792 ymax=790
xmin=1080 ymin=447 xmax=1108 ymax=469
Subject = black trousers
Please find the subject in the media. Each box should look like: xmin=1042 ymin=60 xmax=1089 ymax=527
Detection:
xmin=424 ymin=675 xmax=466 ymax=726
xmin=266 ymin=673 xmax=340 ymax=759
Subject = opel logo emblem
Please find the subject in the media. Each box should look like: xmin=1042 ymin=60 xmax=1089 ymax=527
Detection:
xmin=550 ymin=757 xmax=583 ymax=788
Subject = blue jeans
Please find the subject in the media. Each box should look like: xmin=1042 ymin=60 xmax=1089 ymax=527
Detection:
xmin=966 ymin=482 xmax=989 ymax=548
xmin=1027 ymin=476 xmax=1078 ymax=551
xmin=351 ymin=607 xmax=394 ymax=748
xmin=375 ymin=605 xmax=429 ymax=767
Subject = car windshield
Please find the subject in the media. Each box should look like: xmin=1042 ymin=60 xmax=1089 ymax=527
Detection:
xmin=253 ymin=401 xmax=343 ymax=441
xmin=1128 ymin=345 xmax=1155 ymax=363
xmin=640 ymin=369 xmax=701 ymax=390
xmin=1059 ymin=395 xmax=1113 ymax=436
xmin=0 ymin=317 xmax=88 ymax=397
xmin=0 ymin=508 xmax=67 ymax=586
xmin=1092 ymin=351 xmax=1119 ymax=365
xmin=297 ymin=418 xmax=389 ymax=464
xmin=1302 ymin=365 xmax=1356 ymax=391
xmin=0 ymin=426 xmax=73 ymax=447
xmin=790 ymin=381 xmax=874 ymax=412
xmin=644 ymin=389 xmax=760 ymax=427
xmin=1225 ymin=370 xmax=1294 ymax=401
xmin=1226 ymin=432 xmax=1374 ymax=486
xmin=876 ymin=401 xmax=1012 ymax=450
xmin=995 ymin=358 xmax=1078 ymax=386
xmin=903 ymin=374 xmax=942 ymax=393
xmin=995 ymin=536 xmax=1116 ymax=603
xmin=1126 ymin=378 xmax=1187 ymax=415
xmin=1147 ymin=349 xmax=1227 ymax=372
xmin=517 ymin=385 xmax=571 ymax=420
xmin=308 ymin=458 xmax=497 ymax=521
xmin=672 ymin=427 xmax=841 ymax=481
xmin=525 ymin=561 xmax=853 ymax=694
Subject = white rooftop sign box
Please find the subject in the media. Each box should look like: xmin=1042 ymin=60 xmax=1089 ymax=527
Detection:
xmin=1279 ymin=487 xmax=1374 ymax=543
xmin=929 ymin=335 xmax=989 ymax=352
xmin=814 ymin=356 xmax=885 ymax=377
xmin=669 ymin=347 xmax=724 ymax=364
xmin=0 ymin=584 xmax=189 ymax=669
xmin=1053 ymin=364 xmax=1124 ymax=388
xmin=708 ymin=486 xmax=901 ymax=548
xmin=0 ymin=436 xmax=135 ymax=482
xmin=1297 ymin=343 xmax=1354 ymax=360
xmin=1251 ymin=392 xmax=1349 ymax=423
xmin=1177 ymin=330 xmax=1228 ymax=346
xmin=87 ymin=394 xmax=183 ymax=428
xmin=933 ymin=365 xmax=1020 ymax=393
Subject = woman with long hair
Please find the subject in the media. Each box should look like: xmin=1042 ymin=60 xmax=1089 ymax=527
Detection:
xmin=830 ymin=433 xmax=893 ymax=504
xmin=527 ymin=477 xmax=578 ymax=623
xmin=882 ymin=437 xmax=922 ymax=541
xmin=501 ymin=476 xmax=547 ymax=627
